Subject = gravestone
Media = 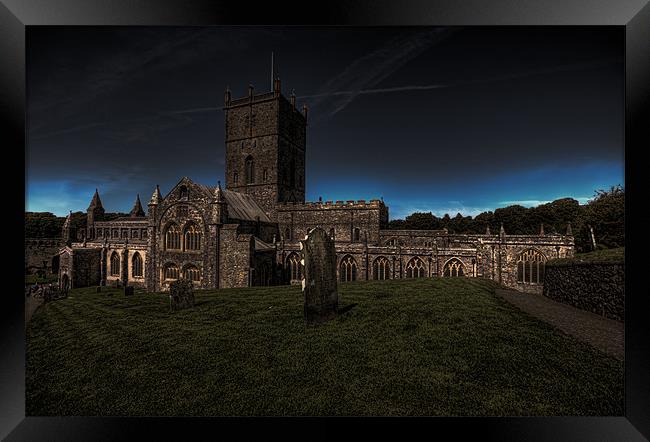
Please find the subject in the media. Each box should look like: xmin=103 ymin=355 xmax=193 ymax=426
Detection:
xmin=301 ymin=227 xmax=338 ymax=323
xmin=169 ymin=279 xmax=194 ymax=311
xmin=123 ymin=285 xmax=134 ymax=296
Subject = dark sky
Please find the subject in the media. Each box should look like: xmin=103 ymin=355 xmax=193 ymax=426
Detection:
xmin=26 ymin=26 xmax=624 ymax=219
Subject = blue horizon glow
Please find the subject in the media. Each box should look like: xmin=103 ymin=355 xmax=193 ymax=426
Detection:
xmin=26 ymin=160 xmax=624 ymax=220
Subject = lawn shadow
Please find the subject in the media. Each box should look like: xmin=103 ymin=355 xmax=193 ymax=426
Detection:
xmin=338 ymin=303 xmax=358 ymax=315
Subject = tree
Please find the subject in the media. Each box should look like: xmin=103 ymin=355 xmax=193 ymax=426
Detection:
xmin=581 ymin=185 xmax=624 ymax=249
xmin=25 ymin=212 xmax=65 ymax=238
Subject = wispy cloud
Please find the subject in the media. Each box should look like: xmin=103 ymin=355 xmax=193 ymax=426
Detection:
xmin=389 ymin=200 xmax=493 ymax=220
xmin=306 ymin=28 xmax=457 ymax=120
xmin=498 ymin=200 xmax=552 ymax=207
xmin=30 ymin=106 xmax=222 ymax=142
xmin=499 ymin=196 xmax=593 ymax=207
xmin=299 ymin=57 xmax=622 ymax=110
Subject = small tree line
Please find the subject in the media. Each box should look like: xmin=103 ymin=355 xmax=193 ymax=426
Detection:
xmin=388 ymin=185 xmax=624 ymax=253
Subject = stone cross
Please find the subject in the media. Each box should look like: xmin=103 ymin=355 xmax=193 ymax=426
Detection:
xmin=301 ymin=227 xmax=338 ymax=323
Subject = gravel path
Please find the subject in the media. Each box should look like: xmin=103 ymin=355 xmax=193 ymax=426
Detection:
xmin=494 ymin=288 xmax=624 ymax=361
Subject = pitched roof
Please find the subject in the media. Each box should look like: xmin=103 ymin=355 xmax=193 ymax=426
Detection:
xmin=253 ymin=237 xmax=275 ymax=251
xmin=222 ymin=189 xmax=271 ymax=222
xmin=162 ymin=177 xmax=271 ymax=223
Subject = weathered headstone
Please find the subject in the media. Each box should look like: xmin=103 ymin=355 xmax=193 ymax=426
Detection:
xmin=169 ymin=279 xmax=194 ymax=311
xmin=123 ymin=285 xmax=134 ymax=296
xmin=301 ymin=227 xmax=338 ymax=323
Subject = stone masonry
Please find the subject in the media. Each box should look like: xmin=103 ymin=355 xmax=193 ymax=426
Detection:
xmin=58 ymin=75 xmax=574 ymax=293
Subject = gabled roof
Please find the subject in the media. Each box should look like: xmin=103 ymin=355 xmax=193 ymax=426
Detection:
xmin=163 ymin=177 xmax=271 ymax=223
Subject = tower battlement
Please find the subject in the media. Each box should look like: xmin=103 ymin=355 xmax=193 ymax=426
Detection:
xmin=276 ymin=199 xmax=385 ymax=210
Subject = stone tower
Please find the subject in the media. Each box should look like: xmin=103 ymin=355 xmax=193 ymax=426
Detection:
xmin=223 ymin=77 xmax=307 ymax=218
xmin=87 ymin=188 xmax=105 ymax=239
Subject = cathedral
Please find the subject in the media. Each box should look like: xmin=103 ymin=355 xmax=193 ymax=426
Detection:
xmin=57 ymin=77 xmax=575 ymax=294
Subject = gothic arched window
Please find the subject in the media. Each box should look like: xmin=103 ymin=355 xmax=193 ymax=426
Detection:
xmin=353 ymin=228 xmax=361 ymax=242
xmin=329 ymin=228 xmax=335 ymax=239
xmin=339 ymin=255 xmax=357 ymax=282
xmin=184 ymin=223 xmax=202 ymax=251
xmin=165 ymin=223 xmax=181 ymax=250
xmin=443 ymin=258 xmax=464 ymax=277
xmin=183 ymin=265 xmax=201 ymax=282
xmin=110 ymin=252 xmax=120 ymax=276
xmin=517 ymin=249 xmax=546 ymax=284
xmin=164 ymin=263 xmax=179 ymax=280
xmin=406 ymin=257 xmax=426 ymax=278
xmin=245 ymin=156 xmax=254 ymax=184
xmin=132 ymin=252 xmax=143 ymax=278
xmin=373 ymin=256 xmax=390 ymax=280
xmin=287 ymin=252 xmax=301 ymax=281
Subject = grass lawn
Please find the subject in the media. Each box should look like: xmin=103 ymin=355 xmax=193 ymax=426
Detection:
xmin=26 ymin=278 xmax=623 ymax=416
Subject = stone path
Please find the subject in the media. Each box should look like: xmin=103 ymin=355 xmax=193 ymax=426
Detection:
xmin=494 ymin=288 xmax=624 ymax=361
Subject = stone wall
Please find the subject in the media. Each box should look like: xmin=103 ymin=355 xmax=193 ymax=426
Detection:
xmin=25 ymin=238 xmax=62 ymax=274
xmin=72 ymin=248 xmax=102 ymax=288
xmin=543 ymin=261 xmax=624 ymax=321
xmin=224 ymin=89 xmax=307 ymax=217
xmin=219 ymin=224 xmax=253 ymax=288
xmin=277 ymin=200 xmax=388 ymax=246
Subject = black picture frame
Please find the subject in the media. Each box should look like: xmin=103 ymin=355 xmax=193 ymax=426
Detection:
xmin=4 ymin=0 xmax=649 ymax=440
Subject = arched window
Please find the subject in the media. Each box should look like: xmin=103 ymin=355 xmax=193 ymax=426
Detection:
xmin=184 ymin=223 xmax=202 ymax=251
xmin=517 ymin=249 xmax=546 ymax=284
xmin=164 ymin=263 xmax=179 ymax=280
xmin=386 ymin=238 xmax=399 ymax=246
xmin=179 ymin=185 xmax=189 ymax=200
xmin=132 ymin=252 xmax=143 ymax=278
xmin=233 ymin=172 xmax=239 ymax=184
xmin=287 ymin=252 xmax=301 ymax=281
xmin=165 ymin=223 xmax=181 ymax=250
xmin=373 ymin=256 xmax=390 ymax=280
xmin=353 ymin=228 xmax=360 ymax=242
xmin=339 ymin=255 xmax=357 ymax=282
xmin=285 ymin=227 xmax=292 ymax=241
xmin=329 ymin=228 xmax=335 ymax=239
xmin=443 ymin=258 xmax=464 ymax=277
xmin=110 ymin=252 xmax=120 ymax=276
xmin=245 ymin=156 xmax=254 ymax=184
xmin=183 ymin=265 xmax=201 ymax=282
xmin=406 ymin=257 xmax=426 ymax=278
